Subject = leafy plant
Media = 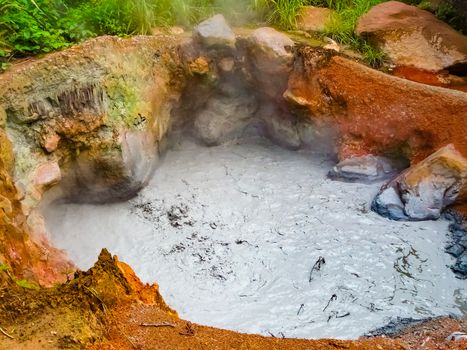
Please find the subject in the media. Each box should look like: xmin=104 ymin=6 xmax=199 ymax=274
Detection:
xmin=15 ymin=278 xmax=40 ymax=290
xmin=0 ymin=262 xmax=10 ymax=272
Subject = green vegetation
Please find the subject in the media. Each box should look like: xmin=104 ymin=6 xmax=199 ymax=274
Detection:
xmin=0 ymin=261 xmax=40 ymax=289
xmin=0 ymin=0 xmax=464 ymax=69
xmin=15 ymin=278 xmax=40 ymax=289
xmin=0 ymin=0 xmax=217 ymax=62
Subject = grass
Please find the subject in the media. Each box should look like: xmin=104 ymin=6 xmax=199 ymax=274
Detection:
xmin=252 ymin=0 xmax=388 ymax=66
xmin=253 ymin=0 xmax=309 ymax=29
xmin=322 ymin=0 xmax=387 ymax=66
xmin=0 ymin=0 xmax=462 ymax=69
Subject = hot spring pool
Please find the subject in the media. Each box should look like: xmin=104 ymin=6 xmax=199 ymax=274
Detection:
xmin=43 ymin=134 xmax=466 ymax=339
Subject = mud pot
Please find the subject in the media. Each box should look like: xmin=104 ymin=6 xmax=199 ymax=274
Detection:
xmin=43 ymin=130 xmax=467 ymax=340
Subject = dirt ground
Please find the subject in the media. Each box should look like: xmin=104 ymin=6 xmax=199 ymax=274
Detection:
xmin=0 ymin=249 xmax=465 ymax=350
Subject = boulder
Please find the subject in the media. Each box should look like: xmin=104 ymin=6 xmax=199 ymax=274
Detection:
xmin=193 ymin=14 xmax=236 ymax=49
xmin=33 ymin=161 xmax=61 ymax=189
xmin=328 ymin=155 xmax=403 ymax=183
xmin=452 ymin=251 xmax=467 ymax=278
xmin=285 ymin=47 xmax=467 ymax=164
xmin=193 ymin=86 xmax=258 ymax=146
xmin=356 ymin=1 xmax=467 ymax=72
xmin=246 ymin=27 xmax=294 ymax=101
xmin=257 ymin=102 xmax=302 ymax=150
xmin=246 ymin=27 xmax=294 ymax=64
xmin=372 ymin=144 xmax=467 ymax=221
xmin=0 ymin=36 xmax=184 ymax=204
xmin=446 ymin=332 xmax=467 ymax=341
xmin=297 ymin=6 xmax=334 ymax=33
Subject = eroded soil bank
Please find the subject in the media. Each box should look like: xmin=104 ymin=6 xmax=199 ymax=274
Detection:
xmin=1 ymin=249 xmax=466 ymax=349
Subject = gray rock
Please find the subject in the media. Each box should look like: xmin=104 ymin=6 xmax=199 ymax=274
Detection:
xmin=329 ymin=155 xmax=400 ymax=183
xmin=257 ymin=103 xmax=301 ymax=150
xmin=193 ymin=14 xmax=236 ymax=49
xmin=446 ymin=243 xmax=465 ymax=258
xmin=372 ymin=144 xmax=467 ymax=221
xmin=446 ymin=332 xmax=467 ymax=341
xmin=246 ymin=27 xmax=294 ymax=99
xmin=193 ymin=89 xmax=258 ymax=146
xmin=247 ymin=27 xmax=294 ymax=60
xmin=60 ymin=130 xmax=160 ymax=203
xmin=401 ymin=178 xmax=458 ymax=220
xmin=371 ymin=185 xmax=408 ymax=221
xmin=452 ymin=251 xmax=467 ymax=277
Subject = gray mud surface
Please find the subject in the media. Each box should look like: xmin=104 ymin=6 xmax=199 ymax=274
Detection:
xmin=44 ymin=134 xmax=467 ymax=339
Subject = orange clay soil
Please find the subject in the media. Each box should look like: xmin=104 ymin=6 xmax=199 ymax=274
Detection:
xmin=392 ymin=66 xmax=467 ymax=93
xmin=1 ymin=249 xmax=465 ymax=350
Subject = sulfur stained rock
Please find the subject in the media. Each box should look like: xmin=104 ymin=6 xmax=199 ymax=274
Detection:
xmin=285 ymin=47 xmax=467 ymax=164
xmin=356 ymin=1 xmax=467 ymax=72
xmin=0 ymin=129 xmax=14 ymax=172
xmin=372 ymin=144 xmax=467 ymax=221
xmin=0 ymin=155 xmax=72 ymax=286
xmin=33 ymin=161 xmax=61 ymax=189
xmin=0 ymin=36 xmax=185 ymax=204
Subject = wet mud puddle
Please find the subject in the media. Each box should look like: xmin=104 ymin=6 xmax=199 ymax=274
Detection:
xmin=44 ymin=134 xmax=466 ymax=339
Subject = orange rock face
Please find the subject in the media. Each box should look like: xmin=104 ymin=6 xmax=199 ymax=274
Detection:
xmin=0 ymin=157 xmax=73 ymax=286
xmin=285 ymin=48 xmax=467 ymax=164
xmin=392 ymin=66 xmax=467 ymax=93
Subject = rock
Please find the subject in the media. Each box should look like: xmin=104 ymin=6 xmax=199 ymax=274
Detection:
xmin=0 ymin=155 xmax=73 ymax=286
xmin=193 ymin=14 xmax=236 ymax=49
xmin=356 ymin=1 xmax=467 ymax=72
xmin=372 ymin=186 xmax=408 ymax=220
xmin=218 ymin=57 xmax=235 ymax=72
xmin=329 ymin=155 xmax=403 ymax=183
xmin=40 ymin=131 xmax=60 ymax=153
xmin=0 ymin=36 xmax=184 ymax=204
xmin=0 ymin=106 xmax=6 ymax=127
xmin=257 ymin=103 xmax=301 ymax=150
xmin=0 ymin=129 xmax=14 ymax=172
xmin=189 ymin=56 xmax=211 ymax=75
xmin=193 ymin=83 xmax=258 ymax=146
xmin=447 ymin=216 xmax=467 ymax=278
xmin=366 ymin=317 xmax=429 ymax=337
xmin=323 ymin=37 xmax=340 ymax=52
xmin=247 ymin=27 xmax=294 ymax=62
xmin=246 ymin=27 xmax=294 ymax=101
xmin=297 ymin=6 xmax=334 ymax=33
xmin=285 ymin=47 xmax=467 ymax=164
xmin=452 ymin=251 xmax=467 ymax=277
xmin=33 ymin=161 xmax=61 ymax=188
xmin=446 ymin=331 xmax=467 ymax=341
xmin=372 ymin=145 xmax=467 ymax=221
xmin=61 ymin=129 xmax=160 ymax=203
xmin=445 ymin=243 xmax=465 ymax=257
